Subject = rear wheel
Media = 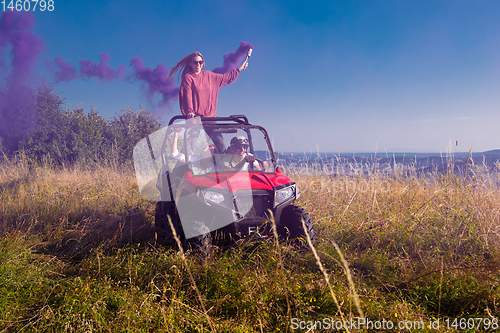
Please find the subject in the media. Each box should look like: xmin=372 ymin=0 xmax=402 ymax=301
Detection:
xmin=280 ymin=205 xmax=316 ymax=247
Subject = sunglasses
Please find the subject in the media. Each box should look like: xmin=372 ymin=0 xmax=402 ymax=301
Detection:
xmin=192 ymin=60 xmax=203 ymax=65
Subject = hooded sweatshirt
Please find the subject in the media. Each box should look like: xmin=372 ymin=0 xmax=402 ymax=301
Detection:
xmin=179 ymin=68 xmax=240 ymax=117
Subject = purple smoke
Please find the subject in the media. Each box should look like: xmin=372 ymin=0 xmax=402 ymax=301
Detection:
xmin=212 ymin=41 xmax=253 ymax=74
xmin=79 ymin=53 xmax=126 ymax=81
xmin=53 ymin=56 xmax=78 ymax=82
xmin=0 ymin=11 xmax=44 ymax=151
xmin=50 ymin=53 xmax=126 ymax=83
xmin=1 ymin=10 xmax=254 ymax=115
xmin=0 ymin=11 xmax=44 ymax=83
xmin=129 ymin=56 xmax=179 ymax=108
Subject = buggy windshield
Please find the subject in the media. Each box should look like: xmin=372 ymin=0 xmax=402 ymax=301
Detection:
xmin=161 ymin=121 xmax=275 ymax=176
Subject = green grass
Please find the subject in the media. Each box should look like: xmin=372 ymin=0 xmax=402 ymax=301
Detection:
xmin=1 ymin=153 xmax=500 ymax=332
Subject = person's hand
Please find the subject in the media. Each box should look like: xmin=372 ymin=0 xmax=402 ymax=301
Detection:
xmin=222 ymin=162 xmax=234 ymax=170
xmin=186 ymin=116 xmax=199 ymax=125
xmin=187 ymin=112 xmax=195 ymax=119
xmin=245 ymin=155 xmax=255 ymax=163
xmin=174 ymin=127 xmax=182 ymax=136
xmin=238 ymin=60 xmax=248 ymax=72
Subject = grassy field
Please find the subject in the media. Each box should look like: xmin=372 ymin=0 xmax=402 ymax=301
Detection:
xmin=1 ymin=154 xmax=500 ymax=332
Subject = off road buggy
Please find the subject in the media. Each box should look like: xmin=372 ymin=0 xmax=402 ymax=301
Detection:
xmin=134 ymin=115 xmax=315 ymax=252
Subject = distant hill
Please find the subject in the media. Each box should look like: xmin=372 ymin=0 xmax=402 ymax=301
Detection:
xmin=482 ymin=149 xmax=500 ymax=155
xmin=271 ymin=149 xmax=500 ymax=175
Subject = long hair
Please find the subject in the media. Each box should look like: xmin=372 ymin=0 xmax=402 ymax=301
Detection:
xmin=168 ymin=52 xmax=205 ymax=83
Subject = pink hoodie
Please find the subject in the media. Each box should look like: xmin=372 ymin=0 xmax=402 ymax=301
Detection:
xmin=179 ymin=68 xmax=240 ymax=117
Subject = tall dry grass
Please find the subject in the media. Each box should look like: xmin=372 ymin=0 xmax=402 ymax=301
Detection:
xmin=290 ymin=161 xmax=500 ymax=319
xmin=0 ymin=153 xmax=155 ymax=258
xmin=1 ymin=153 xmax=500 ymax=331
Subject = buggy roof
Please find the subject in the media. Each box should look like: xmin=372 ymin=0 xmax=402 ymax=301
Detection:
xmin=168 ymin=115 xmax=250 ymax=126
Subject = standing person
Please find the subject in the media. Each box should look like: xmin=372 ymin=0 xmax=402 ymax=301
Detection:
xmin=168 ymin=52 xmax=249 ymax=152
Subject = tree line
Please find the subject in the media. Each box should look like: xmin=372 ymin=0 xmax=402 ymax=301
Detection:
xmin=0 ymin=82 xmax=164 ymax=164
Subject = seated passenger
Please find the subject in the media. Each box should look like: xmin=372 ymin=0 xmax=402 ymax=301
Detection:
xmin=170 ymin=128 xmax=218 ymax=173
xmin=223 ymin=136 xmax=261 ymax=171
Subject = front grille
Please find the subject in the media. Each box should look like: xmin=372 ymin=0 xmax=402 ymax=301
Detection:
xmin=233 ymin=190 xmax=272 ymax=219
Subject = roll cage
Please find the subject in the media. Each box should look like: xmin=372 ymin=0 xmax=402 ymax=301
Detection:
xmin=162 ymin=115 xmax=277 ymax=169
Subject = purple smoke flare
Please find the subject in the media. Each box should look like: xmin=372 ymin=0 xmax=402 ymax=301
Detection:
xmin=1 ymin=11 xmax=44 ymax=150
xmin=53 ymin=56 xmax=78 ymax=83
xmin=212 ymin=41 xmax=253 ymax=74
xmin=0 ymin=11 xmax=44 ymax=83
xmin=129 ymin=56 xmax=179 ymax=109
xmin=79 ymin=53 xmax=126 ymax=81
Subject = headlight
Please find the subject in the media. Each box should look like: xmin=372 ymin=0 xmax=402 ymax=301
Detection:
xmin=275 ymin=185 xmax=295 ymax=207
xmin=204 ymin=190 xmax=225 ymax=204
xmin=276 ymin=187 xmax=294 ymax=201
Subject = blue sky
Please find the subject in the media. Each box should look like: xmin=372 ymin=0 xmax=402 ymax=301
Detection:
xmin=4 ymin=0 xmax=500 ymax=153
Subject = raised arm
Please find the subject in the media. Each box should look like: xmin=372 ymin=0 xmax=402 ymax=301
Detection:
xmin=170 ymin=128 xmax=185 ymax=161
xmin=216 ymin=59 xmax=249 ymax=88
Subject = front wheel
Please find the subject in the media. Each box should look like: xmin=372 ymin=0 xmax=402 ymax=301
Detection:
xmin=155 ymin=201 xmax=183 ymax=241
xmin=280 ymin=205 xmax=316 ymax=248
xmin=184 ymin=221 xmax=212 ymax=257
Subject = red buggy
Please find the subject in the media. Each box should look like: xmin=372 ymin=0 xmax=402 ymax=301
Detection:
xmin=136 ymin=115 xmax=315 ymax=252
